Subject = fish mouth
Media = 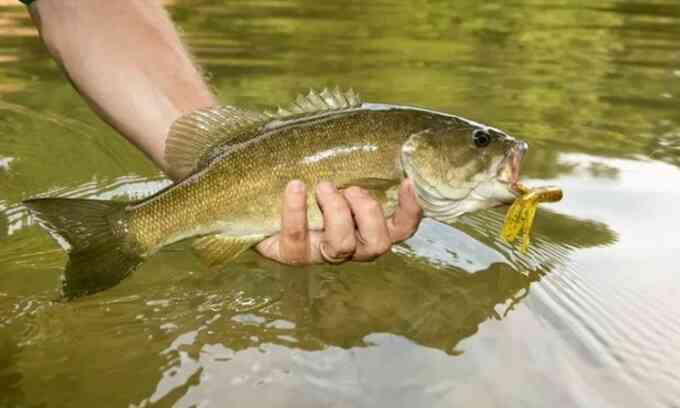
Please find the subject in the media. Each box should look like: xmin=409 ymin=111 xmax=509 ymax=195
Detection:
xmin=498 ymin=141 xmax=528 ymax=199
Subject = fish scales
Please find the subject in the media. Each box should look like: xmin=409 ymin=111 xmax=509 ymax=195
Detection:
xmin=127 ymin=109 xmax=432 ymax=253
xmin=23 ymin=88 xmax=528 ymax=297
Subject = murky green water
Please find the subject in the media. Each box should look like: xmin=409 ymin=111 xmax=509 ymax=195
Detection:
xmin=2 ymin=1 xmax=680 ymax=407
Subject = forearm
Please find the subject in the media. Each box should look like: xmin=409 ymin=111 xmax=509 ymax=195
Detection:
xmin=29 ymin=0 xmax=217 ymax=179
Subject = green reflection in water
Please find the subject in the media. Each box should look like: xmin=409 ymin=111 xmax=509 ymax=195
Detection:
xmin=1 ymin=0 xmax=679 ymax=407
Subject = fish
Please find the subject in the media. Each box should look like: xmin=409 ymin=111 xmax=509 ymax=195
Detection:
xmin=23 ymin=87 xmax=528 ymax=298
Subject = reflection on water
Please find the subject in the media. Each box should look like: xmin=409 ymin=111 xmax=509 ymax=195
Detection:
xmin=0 ymin=330 xmax=26 ymax=408
xmin=649 ymin=130 xmax=680 ymax=167
xmin=2 ymin=0 xmax=680 ymax=407
xmin=0 ymin=167 xmax=633 ymax=408
xmin=0 ymin=206 xmax=6 ymax=240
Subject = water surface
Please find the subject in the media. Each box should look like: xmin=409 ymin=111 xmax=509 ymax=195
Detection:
xmin=1 ymin=1 xmax=680 ymax=407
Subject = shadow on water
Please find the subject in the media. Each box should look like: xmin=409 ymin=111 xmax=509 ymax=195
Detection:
xmin=291 ymin=208 xmax=613 ymax=354
xmin=0 ymin=330 xmax=27 ymax=408
xmin=135 ymin=208 xmax=615 ymax=406
xmin=5 ymin=172 xmax=616 ymax=353
xmin=0 ymin=209 xmax=6 ymax=241
xmin=297 ymin=210 xmax=616 ymax=354
xmin=0 ymin=297 xmax=45 ymax=408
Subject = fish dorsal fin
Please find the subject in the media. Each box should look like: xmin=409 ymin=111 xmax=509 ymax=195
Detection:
xmin=166 ymin=87 xmax=362 ymax=179
xmin=264 ymin=87 xmax=362 ymax=119
xmin=165 ymin=105 xmax=269 ymax=179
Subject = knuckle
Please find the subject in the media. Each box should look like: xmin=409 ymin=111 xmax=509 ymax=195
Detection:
xmin=400 ymin=220 xmax=419 ymax=235
xmin=405 ymin=208 xmax=423 ymax=221
xmin=354 ymin=230 xmax=369 ymax=246
xmin=365 ymin=239 xmax=392 ymax=257
xmin=279 ymin=239 xmax=310 ymax=265
xmin=335 ymin=237 xmax=356 ymax=256
xmin=283 ymin=227 xmax=306 ymax=242
xmin=364 ymin=200 xmax=382 ymax=213
xmin=330 ymin=200 xmax=348 ymax=214
xmin=322 ymin=238 xmax=355 ymax=261
xmin=320 ymin=194 xmax=346 ymax=212
xmin=286 ymin=197 xmax=306 ymax=211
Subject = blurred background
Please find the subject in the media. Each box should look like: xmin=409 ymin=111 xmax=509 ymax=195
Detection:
xmin=1 ymin=1 xmax=679 ymax=407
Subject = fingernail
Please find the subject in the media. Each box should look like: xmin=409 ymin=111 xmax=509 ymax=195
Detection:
xmin=403 ymin=179 xmax=413 ymax=193
xmin=288 ymin=180 xmax=304 ymax=193
xmin=317 ymin=182 xmax=336 ymax=194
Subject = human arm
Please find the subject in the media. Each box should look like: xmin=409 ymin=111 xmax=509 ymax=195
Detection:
xmin=27 ymin=0 xmax=423 ymax=264
xmin=28 ymin=0 xmax=216 ymax=179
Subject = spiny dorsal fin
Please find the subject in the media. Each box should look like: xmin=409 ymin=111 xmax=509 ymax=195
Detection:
xmin=264 ymin=87 xmax=362 ymax=119
xmin=165 ymin=106 xmax=268 ymax=179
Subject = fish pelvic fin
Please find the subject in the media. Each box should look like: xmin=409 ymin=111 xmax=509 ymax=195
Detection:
xmin=23 ymin=198 xmax=142 ymax=299
xmin=193 ymin=233 xmax=265 ymax=266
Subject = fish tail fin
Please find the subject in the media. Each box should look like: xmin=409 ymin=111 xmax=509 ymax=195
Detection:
xmin=23 ymin=198 xmax=143 ymax=298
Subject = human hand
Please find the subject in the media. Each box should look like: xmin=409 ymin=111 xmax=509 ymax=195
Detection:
xmin=255 ymin=179 xmax=423 ymax=265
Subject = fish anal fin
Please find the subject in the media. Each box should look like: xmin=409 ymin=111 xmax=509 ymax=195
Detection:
xmin=193 ymin=234 xmax=265 ymax=266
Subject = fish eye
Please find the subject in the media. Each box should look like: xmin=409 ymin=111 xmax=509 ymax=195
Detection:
xmin=472 ymin=129 xmax=492 ymax=148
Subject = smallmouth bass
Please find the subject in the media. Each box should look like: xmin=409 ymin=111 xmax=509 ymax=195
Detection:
xmin=25 ymin=88 xmax=528 ymax=297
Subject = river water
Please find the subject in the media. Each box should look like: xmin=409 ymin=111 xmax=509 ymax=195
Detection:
xmin=1 ymin=1 xmax=679 ymax=407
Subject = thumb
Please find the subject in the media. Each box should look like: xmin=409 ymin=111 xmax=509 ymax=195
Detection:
xmin=387 ymin=178 xmax=422 ymax=242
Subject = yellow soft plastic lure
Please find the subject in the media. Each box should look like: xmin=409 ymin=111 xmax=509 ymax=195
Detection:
xmin=501 ymin=184 xmax=563 ymax=252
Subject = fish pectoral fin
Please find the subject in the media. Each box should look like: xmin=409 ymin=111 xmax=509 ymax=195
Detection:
xmin=337 ymin=177 xmax=398 ymax=192
xmin=337 ymin=177 xmax=400 ymax=208
xmin=192 ymin=234 xmax=265 ymax=266
xmin=165 ymin=106 xmax=269 ymax=179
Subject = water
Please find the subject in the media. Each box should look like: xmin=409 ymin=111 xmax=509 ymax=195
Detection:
xmin=1 ymin=1 xmax=680 ymax=407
